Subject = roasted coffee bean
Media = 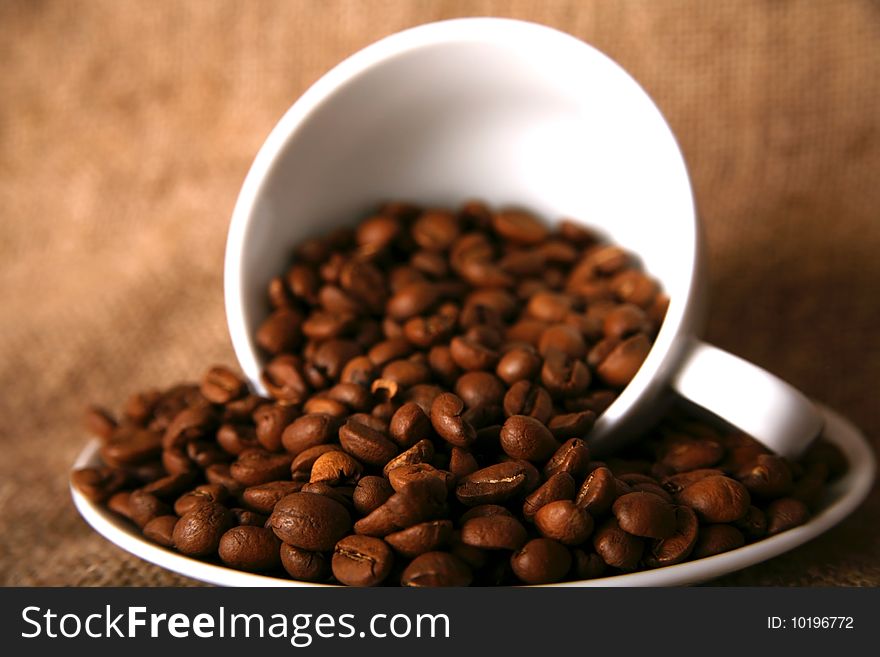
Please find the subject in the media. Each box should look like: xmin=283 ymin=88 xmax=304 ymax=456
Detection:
xmin=427 ymin=344 xmax=462 ymax=384
xmin=299 ymin=482 xmax=355 ymax=509
xmin=242 ymin=481 xmax=304 ymax=514
xmin=352 ymin=476 xmax=395 ymax=516
xmin=454 ymin=371 xmax=506 ymax=410
xmin=631 ymin=481 xmax=674 ymax=503
xmin=267 ymin=276 xmax=292 ymax=308
xmin=253 ymin=403 xmax=298 ymax=452
xmin=676 ymin=475 xmax=751 ymax=523
xmin=282 ymin=413 xmax=341 ymax=456
xmin=456 ymin=461 xmax=528 ymax=506
xmin=123 ymin=389 xmax=161 ymax=425
xmin=691 ymin=524 xmax=745 ymax=559
xmin=514 ymin=459 xmax=542 ymax=494
xmin=368 ymin=338 xmax=413 ymax=367
xmin=354 ymin=479 xmax=447 ymax=537
xmin=387 ymin=281 xmax=439 ymax=320
xmin=495 ymin=346 xmax=542 ymax=386
xmin=222 ymin=394 xmax=264 ymax=424
xmin=593 ymin=518 xmax=644 ymax=570
xmin=459 ymin=505 xmax=513 ymax=524
xmin=318 ymin=284 xmax=363 ymax=316
xmin=660 ymin=438 xmax=724 ymax=473
xmin=174 ymin=483 xmax=228 ymax=516
xmin=506 ymin=318 xmax=549 ymax=345
xmin=449 ymin=336 xmax=499 ymax=371
xmin=544 ymin=438 xmax=592 ymax=478
xmin=389 ymin=402 xmax=432 ymax=448
xmin=127 ymin=460 xmax=166 ymax=484
xmin=503 ymin=381 xmax=553 ymax=424
xmin=511 ymin=538 xmax=572 ymax=584
xmin=186 ymin=441 xmax=229 ymax=469
xmin=448 ymin=447 xmax=479 ymax=478
xmin=463 ymin=289 xmax=517 ymax=323
xmin=381 ymin=358 xmax=432 ymax=387
xmin=382 ymin=439 xmax=435 ymax=477
xmin=739 ymin=454 xmax=793 ymax=498
xmin=430 ymin=392 xmax=476 ymax=447
xmin=128 ymin=490 xmax=171 ymax=529
xmin=535 ymin=500 xmax=594 ymax=545
xmin=71 ymin=466 xmax=127 ymax=503
xmin=290 ymin=444 xmax=342 ymax=479
xmin=500 ymin=415 xmax=559 ymax=462
xmin=201 ymin=366 xmax=246 ymax=404
xmin=357 ymin=213 xmax=401 ymax=251
xmin=572 ymin=548 xmax=606 ymax=580
xmin=256 ymin=308 xmax=303 ymax=355
xmin=612 ymin=492 xmax=676 ymax=539
xmin=231 ymin=508 xmax=268 ymax=527
xmin=205 ymin=464 xmax=244 ymax=496
xmin=341 ymin=356 xmax=377 ymax=387
xmin=388 ymin=463 xmax=453 ymax=493
xmin=538 ymin=324 xmax=586 ymax=359
xmin=269 ymin=492 xmax=351 ymax=551
xmin=540 ymin=349 xmax=590 ymax=398
xmin=218 ymin=526 xmax=282 ymax=572
xmin=173 ymin=502 xmax=234 ymax=557
xmin=644 ymin=506 xmax=699 ymax=567
xmin=412 ymin=209 xmax=460 ymax=251
xmin=386 ymin=520 xmax=454 ymax=558
xmin=162 ymin=448 xmax=195 ymax=475
xmin=662 ymin=468 xmax=725 ymax=494
xmin=280 ymin=544 xmax=330 ymax=582
xmin=310 ymin=451 xmax=362 ymax=485
xmin=286 ymin=263 xmax=320 ymax=303
xmin=401 ymin=552 xmax=473 ymax=587
xmin=102 ymin=428 xmax=163 ymax=467
xmin=602 ymin=304 xmax=650 ymax=340
xmin=332 ymin=535 xmax=394 ymax=587
xmin=735 ymin=505 xmax=768 ymax=540
xmin=107 ymin=491 xmax=132 ymax=518
xmin=339 ymin=419 xmax=398 ymax=466
xmin=526 ymin=292 xmax=573 ymax=323
xmin=546 ymin=411 xmax=596 ymax=442
xmin=83 ymin=406 xmax=117 ymax=441
xmin=596 ymin=334 xmax=651 ymax=387
xmin=460 ymin=515 xmax=528 ymax=551
xmin=143 ymin=515 xmax=178 ymax=547
xmin=262 ymin=354 xmax=310 ymax=404
xmin=141 ymin=472 xmax=196 ymax=499
xmin=766 ymin=498 xmax=810 ymax=535
xmin=610 ymin=270 xmax=659 ymax=308
xmin=523 ymin=472 xmax=576 ymax=521
xmin=325 ymin=382 xmax=373 ymax=412
xmin=217 ymin=423 xmax=259 ymax=455
xmin=230 ymin=449 xmax=293 ymax=487
xmin=491 ymin=209 xmax=549 ymax=245
xmin=340 ymin=259 xmax=387 ymax=313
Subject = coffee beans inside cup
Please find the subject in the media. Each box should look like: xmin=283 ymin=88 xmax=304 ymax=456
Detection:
xmin=73 ymin=201 xmax=845 ymax=585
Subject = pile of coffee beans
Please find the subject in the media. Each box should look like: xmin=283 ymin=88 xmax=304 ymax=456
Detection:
xmin=73 ymin=202 xmax=846 ymax=585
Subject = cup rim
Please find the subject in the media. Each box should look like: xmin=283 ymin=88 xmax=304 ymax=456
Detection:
xmin=224 ymin=17 xmax=700 ymax=446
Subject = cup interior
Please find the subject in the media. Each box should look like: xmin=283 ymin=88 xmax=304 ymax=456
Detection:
xmin=225 ymin=18 xmax=698 ymax=449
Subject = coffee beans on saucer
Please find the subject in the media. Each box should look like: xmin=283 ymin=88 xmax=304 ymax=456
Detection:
xmin=73 ymin=201 xmax=845 ymax=585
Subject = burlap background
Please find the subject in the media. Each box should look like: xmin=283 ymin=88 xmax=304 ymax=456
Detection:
xmin=1 ymin=0 xmax=877 ymax=586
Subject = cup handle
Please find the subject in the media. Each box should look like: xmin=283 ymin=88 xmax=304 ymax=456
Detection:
xmin=669 ymin=337 xmax=823 ymax=458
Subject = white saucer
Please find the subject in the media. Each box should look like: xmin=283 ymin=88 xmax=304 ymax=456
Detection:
xmin=71 ymin=404 xmax=875 ymax=587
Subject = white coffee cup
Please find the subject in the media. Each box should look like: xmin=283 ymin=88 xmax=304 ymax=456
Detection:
xmin=224 ymin=18 xmax=822 ymax=457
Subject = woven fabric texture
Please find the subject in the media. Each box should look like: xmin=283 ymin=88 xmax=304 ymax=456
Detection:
xmin=0 ymin=0 xmax=877 ymax=586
